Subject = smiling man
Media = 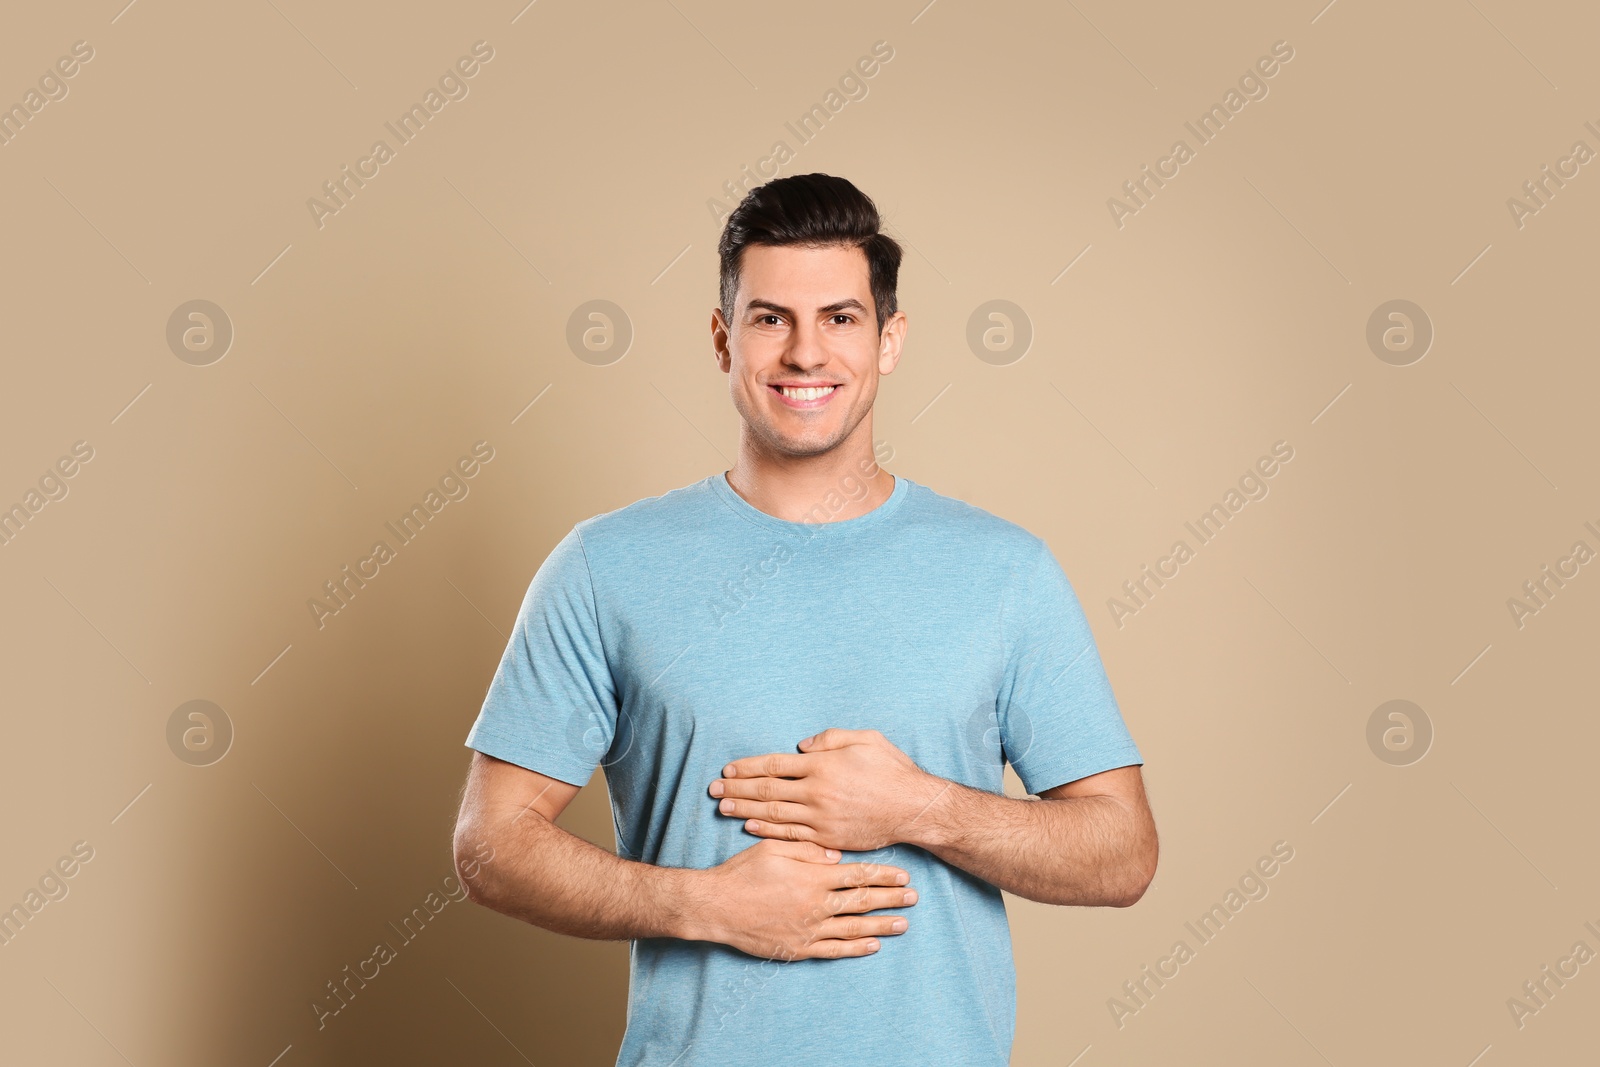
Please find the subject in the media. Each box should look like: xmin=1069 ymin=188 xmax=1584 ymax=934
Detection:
xmin=452 ymin=173 xmax=1157 ymax=1066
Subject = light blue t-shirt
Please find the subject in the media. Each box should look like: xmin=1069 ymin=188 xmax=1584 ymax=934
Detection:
xmin=465 ymin=471 xmax=1142 ymax=1066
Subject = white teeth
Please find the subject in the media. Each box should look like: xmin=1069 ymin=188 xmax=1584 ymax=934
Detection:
xmin=779 ymin=385 xmax=836 ymax=400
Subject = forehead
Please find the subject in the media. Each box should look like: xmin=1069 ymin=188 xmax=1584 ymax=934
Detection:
xmin=736 ymin=243 xmax=871 ymax=307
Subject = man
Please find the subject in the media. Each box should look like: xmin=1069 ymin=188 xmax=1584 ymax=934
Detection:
xmin=452 ymin=173 xmax=1157 ymax=1065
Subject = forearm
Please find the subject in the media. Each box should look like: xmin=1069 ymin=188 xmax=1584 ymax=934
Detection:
xmin=455 ymin=806 xmax=703 ymax=942
xmin=905 ymin=779 xmax=1156 ymax=907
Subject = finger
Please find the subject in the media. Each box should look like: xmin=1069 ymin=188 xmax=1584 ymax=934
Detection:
xmin=827 ymin=885 xmax=919 ymax=916
xmin=798 ymin=727 xmax=879 ymax=751
xmin=742 ymin=818 xmax=814 ymax=843
xmin=768 ymin=839 xmax=840 ymax=863
xmin=716 ymin=796 xmax=810 ymax=825
xmin=711 ymin=775 xmax=804 ymax=803
xmin=811 ymin=913 xmax=909 ymax=942
xmin=787 ymin=936 xmax=884 ymax=960
xmin=722 ymin=752 xmax=807 ymax=780
xmin=829 ymin=862 xmax=911 ymax=888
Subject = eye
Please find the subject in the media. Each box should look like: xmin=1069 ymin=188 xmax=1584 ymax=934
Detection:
xmin=757 ymin=314 xmax=783 ymax=326
xmin=830 ymin=314 xmax=854 ymax=325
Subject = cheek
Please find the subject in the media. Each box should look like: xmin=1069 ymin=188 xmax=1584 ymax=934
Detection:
xmin=737 ymin=364 xmax=772 ymax=404
xmin=729 ymin=342 xmax=770 ymax=384
xmin=849 ymin=376 xmax=877 ymax=411
xmin=726 ymin=368 xmax=767 ymax=424
xmin=843 ymin=352 xmax=879 ymax=401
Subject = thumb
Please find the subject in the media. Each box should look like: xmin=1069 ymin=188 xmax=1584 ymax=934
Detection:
xmin=781 ymin=839 xmax=841 ymax=863
xmin=798 ymin=728 xmax=848 ymax=751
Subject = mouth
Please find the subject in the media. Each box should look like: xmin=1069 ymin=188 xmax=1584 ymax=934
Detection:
xmin=769 ymin=383 xmax=840 ymax=409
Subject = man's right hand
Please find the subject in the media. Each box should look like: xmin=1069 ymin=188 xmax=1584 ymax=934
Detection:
xmin=684 ymin=838 xmax=917 ymax=960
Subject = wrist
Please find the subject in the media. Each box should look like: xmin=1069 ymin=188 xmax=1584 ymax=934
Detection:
xmin=900 ymin=771 xmax=960 ymax=851
xmin=655 ymin=865 xmax=716 ymax=943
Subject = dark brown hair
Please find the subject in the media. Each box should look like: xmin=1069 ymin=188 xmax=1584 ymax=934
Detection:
xmin=717 ymin=173 xmax=903 ymax=333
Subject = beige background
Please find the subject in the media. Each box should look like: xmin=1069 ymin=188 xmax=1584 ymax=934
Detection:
xmin=2 ymin=0 xmax=1596 ymax=1063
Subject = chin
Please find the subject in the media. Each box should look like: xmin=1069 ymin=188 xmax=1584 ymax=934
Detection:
xmin=760 ymin=424 xmax=846 ymax=458
xmin=770 ymin=436 xmax=839 ymax=458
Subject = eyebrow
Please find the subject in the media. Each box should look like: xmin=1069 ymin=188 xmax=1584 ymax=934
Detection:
xmin=744 ymin=298 xmax=869 ymax=317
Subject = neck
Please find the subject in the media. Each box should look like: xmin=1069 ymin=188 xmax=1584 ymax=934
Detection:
xmin=725 ymin=421 xmax=892 ymax=524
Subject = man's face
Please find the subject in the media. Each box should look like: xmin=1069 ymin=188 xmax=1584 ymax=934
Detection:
xmin=713 ymin=243 xmax=905 ymax=459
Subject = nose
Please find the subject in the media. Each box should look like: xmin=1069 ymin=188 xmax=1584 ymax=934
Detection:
xmin=783 ymin=318 xmax=829 ymax=374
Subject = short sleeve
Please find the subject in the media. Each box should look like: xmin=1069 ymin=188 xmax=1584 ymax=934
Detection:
xmin=464 ymin=526 xmax=619 ymax=787
xmin=997 ymin=539 xmax=1143 ymax=795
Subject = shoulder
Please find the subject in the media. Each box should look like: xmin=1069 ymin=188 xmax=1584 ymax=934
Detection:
xmin=524 ymin=478 xmax=720 ymax=599
xmin=573 ymin=476 xmax=717 ymax=536
xmin=896 ymin=476 xmax=1053 ymax=566
xmin=563 ymin=475 xmax=724 ymax=573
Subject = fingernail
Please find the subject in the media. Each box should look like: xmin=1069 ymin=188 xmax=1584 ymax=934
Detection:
xmin=825 ymin=849 xmax=840 ymax=859
xmin=896 ymin=872 xmax=909 ymax=885
xmin=866 ymin=939 xmax=880 ymax=951
xmin=719 ymin=799 xmax=733 ymax=813
xmin=902 ymin=890 xmax=917 ymax=905
xmin=891 ymin=918 xmax=907 ymax=932
xmin=709 ymin=781 xmax=723 ymax=797
xmin=722 ymin=764 xmax=736 ymax=777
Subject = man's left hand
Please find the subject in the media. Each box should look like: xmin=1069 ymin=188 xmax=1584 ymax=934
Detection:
xmin=709 ymin=728 xmax=948 ymax=852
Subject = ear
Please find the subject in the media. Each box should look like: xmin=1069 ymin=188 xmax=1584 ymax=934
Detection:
xmin=711 ymin=308 xmax=733 ymax=373
xmin=877 ymin=309 xmax=907 ymax=376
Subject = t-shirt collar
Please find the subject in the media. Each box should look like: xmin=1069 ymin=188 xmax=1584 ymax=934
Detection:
xmin=708 ymin=469 xmax=909 ymax=536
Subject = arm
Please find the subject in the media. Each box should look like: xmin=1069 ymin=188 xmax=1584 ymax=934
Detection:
xmin=710 ymin=730 xmax=1158 ymax=908
xmin=452 ymin=750 xmax=920 ymax=958
xmin=910 ymin=765 xmax=1157 ymax=907
xmin=452 ymin=750 xmax=692 ymax=940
